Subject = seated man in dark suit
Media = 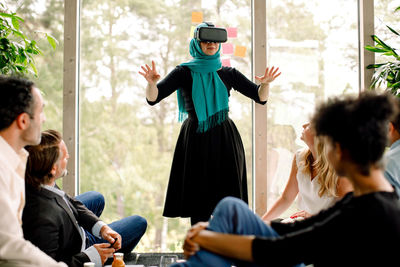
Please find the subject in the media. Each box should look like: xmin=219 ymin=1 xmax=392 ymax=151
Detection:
xmin=22 ymin=130 xmax=147 ymax=267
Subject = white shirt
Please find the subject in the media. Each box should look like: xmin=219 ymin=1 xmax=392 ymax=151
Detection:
xmin=295 ymin=149 xmax=336 ymax=215
xmin=0 ymin=136 xmax=66 ymax=267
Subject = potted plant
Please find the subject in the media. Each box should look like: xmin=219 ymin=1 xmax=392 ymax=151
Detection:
xmin=365 ymin=6 xmax=400 ymax=97
xmin=0 ymin=3 xmax=57 ymax=76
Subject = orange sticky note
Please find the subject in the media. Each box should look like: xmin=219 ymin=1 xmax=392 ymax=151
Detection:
xmin=192 ymin=12 xmax=203 ymax=23
xmin=190 ymin=26 xmax=196 ymax=39
xmin=221 ymin=58 xmax=231 ymax=67
xmin=222 ymin=43 xmax=234 ymax=54
xmin=234 ymin=45 xmax=246 ymax=57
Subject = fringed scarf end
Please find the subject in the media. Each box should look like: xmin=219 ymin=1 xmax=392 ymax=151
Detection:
xmin=196 ymin=108 xmax=229 ymax=133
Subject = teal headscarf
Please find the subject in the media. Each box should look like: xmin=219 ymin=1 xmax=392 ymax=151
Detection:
xmin=177 ymin=23 xmax=229 ymax=133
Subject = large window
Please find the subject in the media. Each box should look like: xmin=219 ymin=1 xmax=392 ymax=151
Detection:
xmin=7 ymin=0 xmax=381 ymax=254
xmin=79 ymin=0 xmax=252 ymax=251
xmin=266 ymin=0 xmax=359 ymax=215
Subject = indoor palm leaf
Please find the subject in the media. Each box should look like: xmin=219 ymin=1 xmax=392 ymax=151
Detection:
xmin=365 ymin=6 xmax=400 ymax=97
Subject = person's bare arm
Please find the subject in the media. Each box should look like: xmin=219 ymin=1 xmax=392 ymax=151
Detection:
xmin=261 ymin=154 xmax=299 ymax=222
xmin=139 ymin=60 xmax=160 ymax=101
xmin=192 ymin=230 xmax=255 ymax=262
xmin=255 ymin=66 xmax=281 ymax=102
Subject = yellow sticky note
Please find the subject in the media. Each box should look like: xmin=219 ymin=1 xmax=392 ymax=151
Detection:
xmin=190 ymin=26 xmax=196 ymax=39
xmin=192 ymin=11 xmax=203 ymax=23
xmin=234 ymin=45 xmax=247 ymax=57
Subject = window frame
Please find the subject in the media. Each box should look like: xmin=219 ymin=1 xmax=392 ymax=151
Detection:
xmin=62 ymin=0 xmax=374 ymax=214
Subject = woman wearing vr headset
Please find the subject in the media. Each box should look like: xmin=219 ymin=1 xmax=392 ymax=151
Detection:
xmin=139 ymin=22 xmax=281 ymax=225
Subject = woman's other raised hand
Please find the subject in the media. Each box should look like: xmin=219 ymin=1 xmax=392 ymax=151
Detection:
xmin=255 ymin=66 xmax=281 ymax=84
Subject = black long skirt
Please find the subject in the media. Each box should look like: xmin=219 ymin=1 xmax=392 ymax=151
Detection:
xmin=162 ymin=116 xmax=248 ymax=218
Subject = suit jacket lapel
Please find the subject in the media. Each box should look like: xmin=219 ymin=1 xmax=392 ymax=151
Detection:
xmin=41 ymin=188 xmax=83 ymax=235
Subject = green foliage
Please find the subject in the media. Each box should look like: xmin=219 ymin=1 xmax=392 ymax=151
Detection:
xmin=0 ymin=4 xmax=57 ymax=76
xmin=365 ymin=6 xmax=400 ymax=97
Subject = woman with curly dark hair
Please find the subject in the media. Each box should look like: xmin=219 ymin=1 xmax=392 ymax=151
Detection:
xmin=173 ymin=92 xmax=400 ymax=267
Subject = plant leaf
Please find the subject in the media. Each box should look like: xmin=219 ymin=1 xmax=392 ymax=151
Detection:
xmin=11 ymin=29 xmax=25 ymax=40
xmin=372 ymin=35 xmax=392 ymax=50
xmin=11 ymin=15 xmax=24 ymax=22
xmin=29 ymin=62 xmax=38 ymax=76
xmin=11 ymin=17 xmax=19 ymax=30
xmin=0 ymin=12 xmax=13 ymax=18
xmin=383 ymin=51 xmax=396 ymax=57
xmin=387 ymin=25 xmax=400 ymax=36
xmin=46 ymin=34 xmax=58 ymax=50
xmin=365 ymin=46 xmax=387 ymax=53
xmin=367 ymin=63 xmax=385 ymax=69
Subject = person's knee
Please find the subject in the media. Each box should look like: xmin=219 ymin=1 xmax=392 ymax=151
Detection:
xmin=213 ymin=196 xmax=248 ymax=220
xmin=132 ymin=215 xmax=147 ymax=234
xmin=90 ymin=191 xmax=105 ymax=208
xmin=217 ymin=196 xmax=244 ymax=210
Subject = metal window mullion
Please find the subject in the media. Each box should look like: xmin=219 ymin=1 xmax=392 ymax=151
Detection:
xmin=252 ymin=0 xmax=268 ymax=216
xmin=358 ymin=0 xmax=374 ymax=92
xmin=63 ymin=0 xmax=80 ymax=196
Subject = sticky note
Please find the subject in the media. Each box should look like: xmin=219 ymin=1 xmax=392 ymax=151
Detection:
xmin=234 ymin=45 xmax=246 ymax=57
xmin=222 ymin=43 xmax=234 ymax=54
xmin=192 ymin=12 xmax=203 ymax=23
xmin=227 ymin=27 xmax=237 ymax=38
xmin=190 ymin=26 xmax=196 ymax=39
xmin=221 ymin=58 xmax=231 ymax=67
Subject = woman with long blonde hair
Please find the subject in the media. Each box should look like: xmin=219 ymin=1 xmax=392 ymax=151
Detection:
xmin=262 ymin=123 xmax=352 ymax=222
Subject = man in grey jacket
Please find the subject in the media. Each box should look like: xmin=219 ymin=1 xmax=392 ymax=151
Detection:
xmin=23 ymin=130 xmax=147 ymax=267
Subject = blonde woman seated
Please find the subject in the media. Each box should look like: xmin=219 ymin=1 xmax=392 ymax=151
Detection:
xmin=262 ymin=123 xmax=353 ymax=222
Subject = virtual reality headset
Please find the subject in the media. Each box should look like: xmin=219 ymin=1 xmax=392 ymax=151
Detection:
xmin=194 ymin=22 xmax=227 ymax=43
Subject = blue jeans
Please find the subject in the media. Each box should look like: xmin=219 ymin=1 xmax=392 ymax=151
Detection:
xmin=171 ymin=197 xmax=305 ymax=267
xmin=75 ymin=191 xmax=105 ymax=217
xmin=76 ymin=191 xmax=147 ymax=253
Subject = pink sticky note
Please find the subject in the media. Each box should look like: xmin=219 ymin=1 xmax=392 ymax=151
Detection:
xmin=222 ymin=43 xmax=234 ymax=54
xmin=227 ymin=27 xmax=237 ymax=38
xmin=221 ymin=58 xmax=231 ymax=67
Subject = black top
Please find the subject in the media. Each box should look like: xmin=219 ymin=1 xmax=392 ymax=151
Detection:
xmin=252 ymin=191 xmax=400 ymax=266
xmin=147 ymin=66 xmax=266 ymax=118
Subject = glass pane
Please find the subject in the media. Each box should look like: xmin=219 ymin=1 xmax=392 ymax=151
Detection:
xmin=266 ymin=0 xmax=359 ymax=217
xmin=3 ymin=0 xmax=64 ymax=132
xmin=79 ymin=0 xmax=252 ymax=252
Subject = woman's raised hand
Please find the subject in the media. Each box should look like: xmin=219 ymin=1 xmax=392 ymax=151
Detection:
xmin=255 ymin=66 xmax=281 ymax=84
xmin=139 ymin=60 xmax=161 ymax=84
